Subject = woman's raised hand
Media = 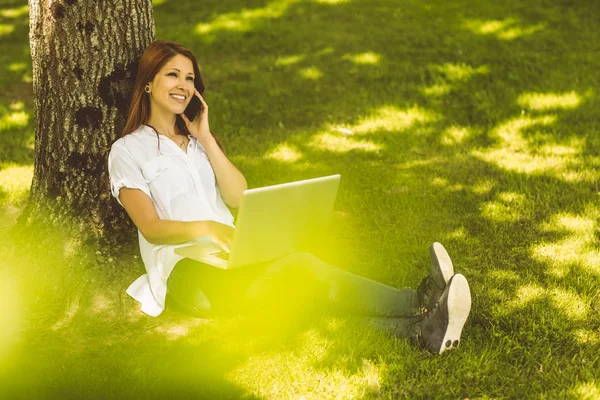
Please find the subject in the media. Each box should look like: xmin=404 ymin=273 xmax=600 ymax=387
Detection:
xmin=205 ymin=220 xmax=235 ymax=253
xmin=179 ymin=88 xmax=212 ymax=143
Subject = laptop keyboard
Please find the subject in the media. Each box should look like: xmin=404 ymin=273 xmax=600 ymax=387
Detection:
xmin=210 ymin=250 xmax=230 ymax=260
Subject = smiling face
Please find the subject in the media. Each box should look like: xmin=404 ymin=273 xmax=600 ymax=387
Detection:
xmin=147 ymin=54 xmax=196 ymax=118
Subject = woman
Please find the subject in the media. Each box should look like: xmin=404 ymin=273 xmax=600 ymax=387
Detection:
xmin=108 ymin=40 xmax=472 ymax=354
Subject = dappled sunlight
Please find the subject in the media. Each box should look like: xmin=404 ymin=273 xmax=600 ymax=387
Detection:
xmin=9 ymin=101 xmax=25 ymax=111
xmin=532 ymin=210 xmax=600 ymax=277
xmin=228 ymin=327 xmax=382 ymax=398
xmin=490 ymin=115 xmax=557 ymax=148
xmin=275 ymin=54 xmax=305 ymax=67
xmin=446 ymin=226 xmax=468 ymax=240
xmin=299 ymin=66 xmax=323 ymax=80
xmin=265 ymin=143 xmax=303 ymax=163
xmin=572 ymin=382 xmax=600 ymax=400
xmin=518 ymin=91 xmax=582 ymax=111
xmin=342 ymin=52 xmax=381 ymax=65
xmin=464 ymin=18 xmax=546 ymax=41
xmin=8 ymin=63 xmax=27 ymax=72
xmin=548 ymin=287 xmax=588 ymax=320
xmin=480 ymin=192 xmax=529 ymax=223
xmin=440 ymin=125 xmax=473 ymax=146
xmin=502 ymin=283 xmax=544 ymax=314
xmin=471 ymin=178 xmax=495 ymax=195
xmin=0 ymin=110 xmax=29 ymax=130
xmin=0 ymin=4 xmax=29 ymax=18
xmin=0 ymin=164 xmax=33 ymax=205
xmin=434 ymin=62 xmax=490 ymax=82
xmin=195 ymin=0 xmax=298 ymax=40
xmin=573 ymin=329 xmax=599 ymax=345
xmin=0 ymin=24 xmax=15 ymax=37
xmin=342 ymin=105 xmax=437 ymax=135
xmin=421 ymin=82 xmax=451 ymax=97
xmin=308 ymin=132 xmax=381 ymax=153
xmin=430 ymin=176 xmax=464 ymax=192
xmin=473 ymin=115 xmax=600 ymax=183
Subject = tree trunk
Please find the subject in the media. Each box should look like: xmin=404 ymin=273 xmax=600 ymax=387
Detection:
xmin=25 ymin=0 xmax=155 ymax=252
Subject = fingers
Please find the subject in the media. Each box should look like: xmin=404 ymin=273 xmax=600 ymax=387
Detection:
xmin=195 ymin=89 xmax=208 ymax=110
xmin=179 ymin=112 xmax=190 ymax=124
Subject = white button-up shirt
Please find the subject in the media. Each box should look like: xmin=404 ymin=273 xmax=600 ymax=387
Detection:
xmin=108 ymin=124 xmax=234 ymax=316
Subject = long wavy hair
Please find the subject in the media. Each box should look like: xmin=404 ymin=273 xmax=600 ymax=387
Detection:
xmin=120 ymin=40 xmax=224 ymax=153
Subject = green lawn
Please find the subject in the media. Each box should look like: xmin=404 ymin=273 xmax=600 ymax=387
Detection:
xmin=1 ymin=0 xmax=599 ymax=398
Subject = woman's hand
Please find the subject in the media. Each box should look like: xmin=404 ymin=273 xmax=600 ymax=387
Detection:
xmin=179 ymin=88 xmax=212 ymax=143
xmin=204 ymin=220 xmax=235 ymax=253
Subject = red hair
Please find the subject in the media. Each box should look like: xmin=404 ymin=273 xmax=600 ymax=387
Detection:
xmin=120 ymin=40 xmax=224 ymax=152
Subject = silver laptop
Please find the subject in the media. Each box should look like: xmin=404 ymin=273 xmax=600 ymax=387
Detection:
xmin=174 ymin=174 xmax=341 ymax=269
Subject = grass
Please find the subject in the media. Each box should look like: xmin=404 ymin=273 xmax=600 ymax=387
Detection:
xmin=1 ymin=0 xmax=600 ymax=398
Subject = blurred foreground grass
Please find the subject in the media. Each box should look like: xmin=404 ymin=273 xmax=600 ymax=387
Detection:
xmin=1 ymin=0 xmax=600 ymax=398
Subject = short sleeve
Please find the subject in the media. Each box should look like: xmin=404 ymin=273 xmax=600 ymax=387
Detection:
xmin=108 ymin=142 xmax=152 ymax=207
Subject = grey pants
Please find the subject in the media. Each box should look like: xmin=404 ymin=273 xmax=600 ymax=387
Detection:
xmin=166 ymin=252 xmax=423 ymax=338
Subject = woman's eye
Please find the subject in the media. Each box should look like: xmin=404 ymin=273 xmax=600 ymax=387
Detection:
xmin=187 ymin=77 xmax=194 ymax=81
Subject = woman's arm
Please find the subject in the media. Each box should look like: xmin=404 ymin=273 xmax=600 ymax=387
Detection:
xmin=119 ymin=188 xmax=234 ymax=251
xmin=200 ymin=135 xmax=247 ymax=208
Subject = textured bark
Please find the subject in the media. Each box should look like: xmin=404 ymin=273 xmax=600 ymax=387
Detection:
xmin=26 ymin=0 xmax=155 ymax=251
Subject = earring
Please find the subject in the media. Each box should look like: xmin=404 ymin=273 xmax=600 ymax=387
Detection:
xmin=144 ymin=84 xmax=151 ymax=93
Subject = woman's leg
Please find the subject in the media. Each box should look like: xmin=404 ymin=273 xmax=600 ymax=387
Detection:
xmin=240 ymin=252 xmax=421 ymax=318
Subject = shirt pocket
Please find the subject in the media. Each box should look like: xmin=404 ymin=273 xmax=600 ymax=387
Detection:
xmin=141 ymin=156 xmax=188 ymax=213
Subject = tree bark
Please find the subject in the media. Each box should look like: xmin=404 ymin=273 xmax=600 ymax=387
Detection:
xmin=26 ymin=0 xmax=155 ymax=252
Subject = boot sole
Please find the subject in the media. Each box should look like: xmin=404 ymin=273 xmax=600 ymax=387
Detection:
xmin=438 ymin=274 xmax=471 ymax=354
xmin=431 ymin=242 xmax=454 ymax=285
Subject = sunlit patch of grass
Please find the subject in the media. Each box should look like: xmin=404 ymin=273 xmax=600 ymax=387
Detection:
xmin=265 ymin=143 xmax=303 ymax=163
xmin=473 ymin=115 xmax=599 ymax=182
xmin=8 ymin=62 xmax=26 ymax=72
xmin=275 ymin=54 xmax=304 ymax=67
xmin=342 ymin=52 xmax=381 ymax=65
xmin=0 ymin=4 xmax=29 ymax=18
xmin=308 ymin=132 xmax=381 ymax=153
xmin=471 ymin=179 xmax=495 ymax=195
xmin=491 ymin=115 xmax=557 ymax=147
xmin=571 ymin=382 xmax=600 ymax=400
xmin=446 ymin=226 xmax=468 ymax=240
xmin=573 ymin=329 xmax=600 ymax=345
xmin=499 ymin=283 xmax=544 ymax=314
xmin=430 ymin=176 xmax=464 ymax=192
xmin=0 ymin=110 xmax=30 ymax=130
xmin=440 ymin=125 xmax=472 ymax=145
xmin=421 ymin=82 xmax=451 ymax=97
xmin=480 ymin=192 xmax=529 ymax=222
xmin=464 ymin=18 xmax=545 ymax=40
xmin=345 ymin=105 xmax=436 ymax=135
xmin=0 ymin=24 xmax=15 ymax=37
xmin=518 ymin=91 xmax=582 ymax=111
xmin=549 ymin=287 xmax=588 ymax=320
xmin=228 ymin=328 xmax=382 ymax=398
xmin=0 ymin=164 xmax=33 ymax=205
xmin=8 ymin=101 xmax=24 ymax=111
xmin=299 ymin=66 xmax=323 ymax=80
xmin=434 ymin=62 xmax=490 ymax=82
xmin=195 ymin=0 xmax=297 ymax=38
xmin=533 ymin=210 xmax=600 ymax=277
